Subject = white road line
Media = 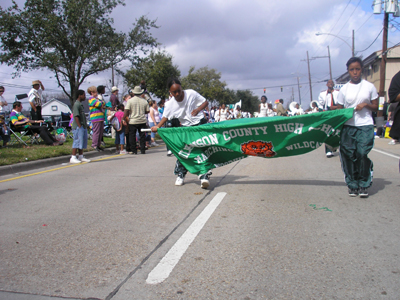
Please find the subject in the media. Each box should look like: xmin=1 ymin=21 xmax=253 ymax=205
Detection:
xmin=372 ymin=148 xmax=400 ymax=159
xmin=146 ymin=192 xmax=227 ymax=285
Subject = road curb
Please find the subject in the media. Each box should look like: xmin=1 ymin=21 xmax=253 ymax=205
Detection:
xmin=0 ymin=148 xmax=112 ymax=176
xmin=0 ymin=141 xmax=167 ymax=177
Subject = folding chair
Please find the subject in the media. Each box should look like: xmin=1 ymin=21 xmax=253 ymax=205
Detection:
xmin=9 ymin=123 xmax=41 ymax=146
xmin=57 ymin=112 xmax=73 ymax=139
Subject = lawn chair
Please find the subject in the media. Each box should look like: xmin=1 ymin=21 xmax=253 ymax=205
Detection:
xmin=57 ymin=112 xmax=73 ymax=139
xmin=9 ymin=123 xmax=41 ymax=146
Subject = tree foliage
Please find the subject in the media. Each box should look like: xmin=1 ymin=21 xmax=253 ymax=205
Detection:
xmin=236 ymin=90 xmax=260 ymax=114
xmin=181 ymin=66 xmax=226 ymax=104
xmin=0 ymin=0 xmax=158 ymax=103
xmin=123 ymin=49 xmax=180 ymax=99
xmin=218 ymin=88 xmax=238 ymax=106
xmin=213 ymin=88 xmax=259 ymax=113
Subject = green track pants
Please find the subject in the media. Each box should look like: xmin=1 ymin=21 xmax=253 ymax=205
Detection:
xmin=340 ymin=125 xmax=374 ymax=189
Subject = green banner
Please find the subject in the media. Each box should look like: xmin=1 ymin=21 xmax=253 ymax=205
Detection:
xmin=158 ymin=108 xmax=354 ymax=175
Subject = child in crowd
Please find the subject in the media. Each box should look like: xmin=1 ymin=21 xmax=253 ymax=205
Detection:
xmin=70 ymin=90 xmax=91 ymax=164
xmin=148 ymin=100 xmax=160 ymax=147
xmin=114 ymin=104 xmax=127 ymax=154
xmin=122 ymin=94 xmax=131 ymax=151
xmin=122 ymin=94 xmax=131 ymax=106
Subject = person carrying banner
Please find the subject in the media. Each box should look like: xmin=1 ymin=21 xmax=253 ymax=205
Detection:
xmin=336 ymin=57 xmax=378 ymax=198
xmin=151 ymin=78 xmax=210 ymax=188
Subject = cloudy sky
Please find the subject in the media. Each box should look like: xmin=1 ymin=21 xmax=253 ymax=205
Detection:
xmin=1 ymin=0 xmax=399 ymax=109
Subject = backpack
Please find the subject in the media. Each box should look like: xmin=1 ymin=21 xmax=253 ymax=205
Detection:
xmin=110 ymin=115 xmax=122 ymax=131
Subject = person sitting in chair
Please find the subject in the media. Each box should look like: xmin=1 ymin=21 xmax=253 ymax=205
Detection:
xmin=10 ymin=101 xmax=61 ymax=146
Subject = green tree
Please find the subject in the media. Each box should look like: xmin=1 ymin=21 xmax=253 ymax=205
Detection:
xmin=0 ymin=0 xmax=158 ymax=103
xmin=236 ymin=90 xmax=259 ymax=114
xmin=181 ymin=66 xmax=227 ymax=105
xmin=123 ymin=49 xmax=180 ymax=99
xmin=218 ymin=88 xmax=238 ymax=106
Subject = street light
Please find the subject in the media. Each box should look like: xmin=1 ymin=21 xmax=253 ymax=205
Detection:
xmin=315 ymin=31 xmax=355 ymax=57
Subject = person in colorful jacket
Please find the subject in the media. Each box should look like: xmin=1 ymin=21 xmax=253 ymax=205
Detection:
xmin=10 ymin=101 xmax=60 ymax=146
xmin=87 ymin=86 xmax=105 ymax=151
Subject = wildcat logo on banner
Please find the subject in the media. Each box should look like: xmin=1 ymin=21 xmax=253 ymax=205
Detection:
xmin=158 ymin=108 xmax=354 ymax=175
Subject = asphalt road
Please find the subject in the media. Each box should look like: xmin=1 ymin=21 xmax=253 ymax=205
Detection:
xmin=0 ymin=138 xmax=399 ymax=300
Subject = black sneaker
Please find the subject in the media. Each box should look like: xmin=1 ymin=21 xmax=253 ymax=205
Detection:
xmin=348 ymin=188 xmax=358 ymax=197
xmin=359 ymin=187 xmax=369 ymax=198
xmin=199 ymin=172 xmax=212 ymax=189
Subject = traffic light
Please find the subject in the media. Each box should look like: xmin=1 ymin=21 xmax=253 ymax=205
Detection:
xmin=263 ymin=88 xmax=266 ymax=94
xmin=281 ymin=86 xmax=283 ymax=92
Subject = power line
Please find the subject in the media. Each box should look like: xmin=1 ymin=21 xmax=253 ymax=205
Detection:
xmin=355 ymin=13 xmax=374 ymax=33
xmin=0 ymin=81 xmax=60 ymax=92
xmin=355 ymin=28 xmax=384 ymax=54
xmin=236 ymin=79 xmax=329 ymax=92
xmin=335 ymin=0 xmax=361 ymax=37
xmin=311 ymin=0 xmax=352 ymax=58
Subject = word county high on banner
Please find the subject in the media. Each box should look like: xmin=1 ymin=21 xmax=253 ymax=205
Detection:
xmin=158 ymin=108 xmax=354 ymax=175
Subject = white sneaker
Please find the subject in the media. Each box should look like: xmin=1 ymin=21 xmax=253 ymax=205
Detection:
xmin=120 ymin=150 xmax=127 ymax=154
xmin=388 ymin=140 xmax=397 ymax=145
xmin=151 ymin=142 xmax=159 ymax=147
xmin=199 ymin=172 xmax=212 ymax=189
xmin=70 ymin=156 xmax=82 ymax=164
xmin=326 ymin=151 xmax=333 ymax=157
xmin=175 ymin=176 xmax=184 ymax=186
xmin=167 ymin=150 xmax=173 ymax=156
xmin=200 ymin=179 xmax=210 ymax=189
xmin=79 ymin=156 xmax=91 ymax=163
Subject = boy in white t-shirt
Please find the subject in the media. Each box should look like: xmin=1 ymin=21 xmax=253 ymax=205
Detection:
xmin=151 ymin=78 xmax=210 ymax=189
xmin=336 ymin=57 xmax=378 ymax=198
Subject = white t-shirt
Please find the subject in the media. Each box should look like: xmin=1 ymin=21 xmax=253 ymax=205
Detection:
xmin=163 ymin=89 xmax=206 ymax=127
xmin=0 ymin=95 xmax=7 ymax=112
xmin=337 ymin=80 xmax=378 ymax=126
xmin=318 ymin=89 xmax=339 ymax=110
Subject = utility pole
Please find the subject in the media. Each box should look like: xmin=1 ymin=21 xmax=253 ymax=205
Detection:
xmin=352 ymin=29 xmax=355 ymax=57
xmin=328 ymin=46 xmax=332 ymax=80
xmin=307 ymin=51 xmax=313 ymax=102
xmin=291 ymin=87 xmax=294 ymax=101
xmin=312 ymin=46 xmax=332 ymax=81
xmin=378 ymin=12 xmax=389 ymax=117
xmin=297 ymin=77 xmax=301 ymax=105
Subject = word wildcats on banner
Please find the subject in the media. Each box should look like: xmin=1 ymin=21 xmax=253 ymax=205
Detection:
xmin=158 ymin=108 xmax=354 ymax=175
